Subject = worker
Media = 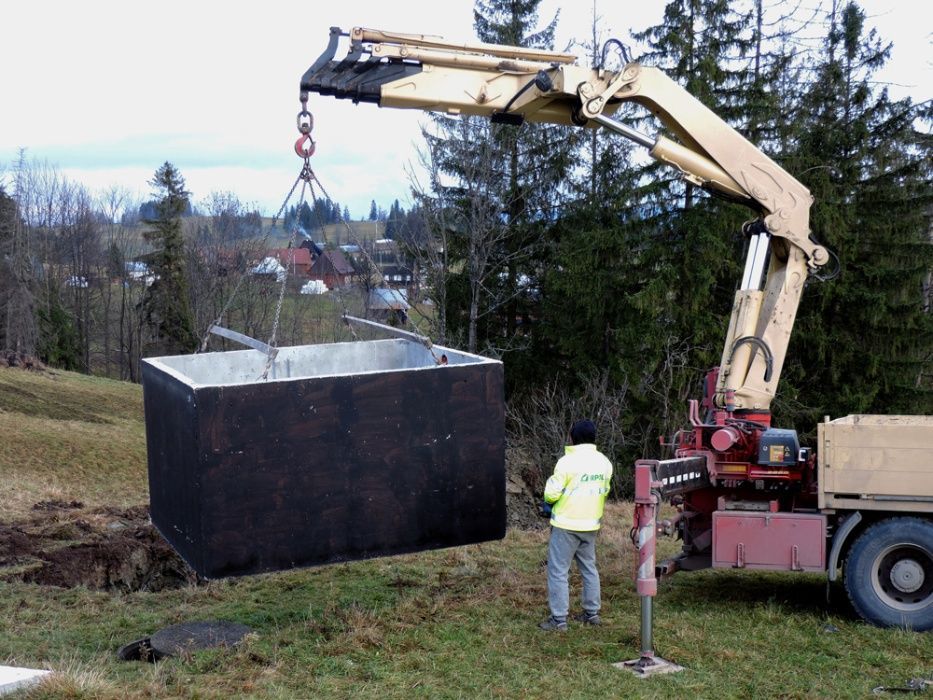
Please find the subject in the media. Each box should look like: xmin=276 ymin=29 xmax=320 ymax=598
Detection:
xmin=538 ymin=419 xmax=614 ymax=631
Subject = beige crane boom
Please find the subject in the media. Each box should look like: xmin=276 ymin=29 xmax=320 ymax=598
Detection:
xmin=301 ymin=26 xmax=830 ymax=413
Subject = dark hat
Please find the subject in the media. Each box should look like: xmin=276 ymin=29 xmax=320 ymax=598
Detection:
xmin=570 ymin=419 xmax=596 ymax=445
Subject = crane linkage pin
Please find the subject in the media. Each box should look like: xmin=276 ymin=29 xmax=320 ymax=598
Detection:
xmin=297 ymin=109 xmax=313 ymax=134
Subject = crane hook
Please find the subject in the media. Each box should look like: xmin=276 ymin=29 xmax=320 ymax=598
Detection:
xmin=295 ymin=133 xmax=316 ymax=158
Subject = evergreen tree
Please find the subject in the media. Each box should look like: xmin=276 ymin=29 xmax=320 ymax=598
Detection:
xmin=385 ymin=199 xmax=403 ymax=239
xmin=140 ymin=162 xmax=198 ymax=356
xmin=587 ymin=0 xmax=760 ymax=454
xmin=535 ymin=8 xmax=643 ymax=387
xmin=786 ymin=1 xmax=933 ymax=424
xmin=420 ymin=0 xmax=576 ymax=359
xmin=298 ymin=202 xmax=313 ymax=231
xmin=368 ymin=200 xmax=378 ymax=221
xmin=36 ymin=293 xmax=81 ymax=370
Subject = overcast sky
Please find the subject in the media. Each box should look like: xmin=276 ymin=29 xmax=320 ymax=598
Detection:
xmin=1 ymin=1 xmax=928 ymax=219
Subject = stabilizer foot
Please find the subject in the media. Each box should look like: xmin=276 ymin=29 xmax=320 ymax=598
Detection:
xmin=613 ymin=656 xmax=685 ymax=677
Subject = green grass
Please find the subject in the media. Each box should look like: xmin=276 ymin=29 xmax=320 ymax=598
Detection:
xmin=0 ymin=369 xmax=146 ymax=520
xmin=0 ymin=366 xmax=930 ymax=699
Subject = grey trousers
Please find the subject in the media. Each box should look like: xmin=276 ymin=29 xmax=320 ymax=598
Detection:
xmin=547 ymin=526 xmax=600 ymax=621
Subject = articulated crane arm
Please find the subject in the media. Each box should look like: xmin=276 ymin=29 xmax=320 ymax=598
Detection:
xmin=301 ymin=27 xmax=830 ymax=412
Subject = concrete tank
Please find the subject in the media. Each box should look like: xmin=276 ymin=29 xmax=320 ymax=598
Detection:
xmin=141 ymin=339 xmax=505 ymax=578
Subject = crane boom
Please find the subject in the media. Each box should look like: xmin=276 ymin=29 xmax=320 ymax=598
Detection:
xmin=301 ymin=26 xmax=830 ymax=413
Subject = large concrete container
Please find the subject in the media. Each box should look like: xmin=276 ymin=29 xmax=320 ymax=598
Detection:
xmin=141 ymin=339 xmax=506 ymax=578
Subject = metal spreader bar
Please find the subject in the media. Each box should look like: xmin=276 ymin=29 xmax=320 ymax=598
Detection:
xmin=208 ymin=325 xmax=279 ymax=360
xmin=342 ymin=314 xmax=433 ymax=349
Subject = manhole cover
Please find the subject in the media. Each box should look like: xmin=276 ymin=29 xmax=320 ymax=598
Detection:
xmin=151 ymin=620 xmax=252 ymax=657
xmin=118 ymin=620 xmax=252 ymax=661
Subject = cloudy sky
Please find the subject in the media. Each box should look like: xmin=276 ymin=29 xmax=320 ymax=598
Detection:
xmin=1 ymin=1 xmax=928 ymax=219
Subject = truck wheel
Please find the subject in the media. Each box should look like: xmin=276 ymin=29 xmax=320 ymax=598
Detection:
xmin=844 ymin=517 xmax=933 ymax=631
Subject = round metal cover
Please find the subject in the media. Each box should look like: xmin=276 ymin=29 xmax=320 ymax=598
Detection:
xmin=149 ymin=620 xmax=252 ymax=658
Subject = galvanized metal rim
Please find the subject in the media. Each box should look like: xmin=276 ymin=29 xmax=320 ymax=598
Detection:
xmin=871 ymin=542 xmax=932 ymax=612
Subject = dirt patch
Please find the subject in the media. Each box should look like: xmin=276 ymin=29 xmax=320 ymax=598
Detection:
xmin=32 ymin=499 xmax=84 ymax=511
xmin=0 ymin=524 xmax=34 ymax=564
xmin=0 ymin=502 xmax=198 ymax=592
xmin=506 ymin=451 xmax=548 ymax=531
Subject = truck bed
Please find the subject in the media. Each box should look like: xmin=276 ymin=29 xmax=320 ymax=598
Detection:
xmin=818 ymin=414 xmax=933 ymax=513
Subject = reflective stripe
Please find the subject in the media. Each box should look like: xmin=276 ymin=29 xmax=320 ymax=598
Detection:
xmin=550 ymin=514 xmax=602 ymax=531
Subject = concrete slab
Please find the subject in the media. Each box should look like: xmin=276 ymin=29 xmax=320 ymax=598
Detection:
xmin=613 ymin=656 xmax=685 ymax=677
xmin=0 ymin=666 xmax=51 ymax=696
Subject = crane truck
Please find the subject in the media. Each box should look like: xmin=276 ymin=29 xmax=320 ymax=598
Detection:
xmin=298 ymin=26 xmax=933 ymax=656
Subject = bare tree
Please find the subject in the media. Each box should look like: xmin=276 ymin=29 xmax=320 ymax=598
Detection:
xmin=506 ymin=370 xmax=630 ymax=496
xmin=186 ymin=191 xmax=268 ymax=352
xmin=410 ymin=117 xmax=533 ymax=353
xmin=1 ymin=152 xmax=40 ymax=357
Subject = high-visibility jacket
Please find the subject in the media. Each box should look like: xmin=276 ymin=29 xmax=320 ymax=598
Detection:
xmin=543 ymin=443 xmax=613 ymax=531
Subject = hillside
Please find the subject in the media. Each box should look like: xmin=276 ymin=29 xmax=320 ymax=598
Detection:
xmin=0 ymin=366 xmax=930 ymax=698
xmin=0 ymin=367 xmax=147 ymax=521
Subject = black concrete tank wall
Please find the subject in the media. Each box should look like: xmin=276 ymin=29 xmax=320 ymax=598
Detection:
xmin=141 ymin=340 xmax=506 ymax=578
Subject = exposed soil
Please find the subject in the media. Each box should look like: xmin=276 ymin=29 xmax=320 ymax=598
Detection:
xmin=0 ymin=501 xmax=198 ymax=592
xmin=506 ymin=458 xmax=548 ymax=532
xmin=1 ymin=461 xmax=541 ymax=593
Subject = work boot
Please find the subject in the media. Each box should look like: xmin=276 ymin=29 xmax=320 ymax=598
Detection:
xmin=538 ymin=616 xmax=568 ymax=632
xmin=573 ymin=611 xmax=601 ymax=626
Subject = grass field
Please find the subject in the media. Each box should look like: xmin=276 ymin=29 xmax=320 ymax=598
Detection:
xmin=0 ymin=366 xmax=930 ymax=699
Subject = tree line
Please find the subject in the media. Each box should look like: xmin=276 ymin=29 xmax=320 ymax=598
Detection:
xmin=1 ymin=0 xmax=929 ymax=495
xmin=0 ymin=155 xmax=365 ymax=381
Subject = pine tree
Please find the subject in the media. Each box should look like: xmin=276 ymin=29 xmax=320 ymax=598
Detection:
xmin=785 ymin=1 xmax=933 ymax=424
xmin=425 ymin=0 xmax=577 ymax=358
xmin=140 ymin=162 xmax=198 ymax=356
xmin=535 ymin=7 xmax=643 ymax=386
xmin=385 ymin=200 xmax=402 ymax=239
xmin=590 ymin=0 xmax=760 ymax=454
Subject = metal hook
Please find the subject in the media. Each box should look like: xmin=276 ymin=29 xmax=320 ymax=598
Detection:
xmin=294 ymin=133 xmax=316 ymax=159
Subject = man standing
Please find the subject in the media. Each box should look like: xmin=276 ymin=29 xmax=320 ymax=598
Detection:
xmin=539 ymin=419 xmax=613 ymax=631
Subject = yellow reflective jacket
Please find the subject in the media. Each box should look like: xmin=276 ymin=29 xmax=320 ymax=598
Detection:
xmin=543 ymin=443 xmax=613 ymax=531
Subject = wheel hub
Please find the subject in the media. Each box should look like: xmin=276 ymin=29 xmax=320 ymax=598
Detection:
xmin=890 ymin=558 xmax=924 ymax=594
xmin=872 ymin=542 xmax=933 ymax=612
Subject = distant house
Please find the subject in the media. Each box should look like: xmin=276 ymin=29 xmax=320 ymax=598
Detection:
xmin=125 ymin=261 xmax=157 ymax=286
xmin=250 ymin=256 xmax=286 ymax=282
xmin=309 ymin=249 xmax=355 ymax=288
xmin=380 ymin=264 xmax=413 ymax=288
xmin=368 ymin=287 xmax=410 ymax=324
xmin=268 ymin=247 xmax=312 ymax=277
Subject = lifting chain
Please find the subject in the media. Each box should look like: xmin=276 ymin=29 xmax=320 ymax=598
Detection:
xmin=259 ymin=104 xmax=320 ymax=380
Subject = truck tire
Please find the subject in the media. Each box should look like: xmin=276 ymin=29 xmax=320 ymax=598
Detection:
xmin=843 ymin=517 xmax=933 ymax=631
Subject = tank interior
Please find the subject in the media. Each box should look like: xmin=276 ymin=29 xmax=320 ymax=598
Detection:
xmin=145 ymin=339 xmax=494 ymax=388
